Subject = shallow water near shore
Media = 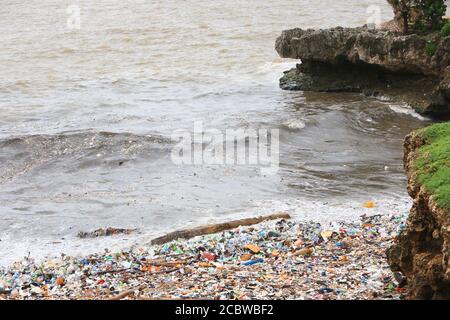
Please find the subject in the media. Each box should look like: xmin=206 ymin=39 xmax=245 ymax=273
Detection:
xmin=0 ymin=0 xmax=431 ymax=265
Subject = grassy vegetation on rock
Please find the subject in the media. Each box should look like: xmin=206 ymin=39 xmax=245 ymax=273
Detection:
xmin=441 ymin=20 xmax=450 ymax=37
xmin=415 ymin=122 xmax=450 ymax=209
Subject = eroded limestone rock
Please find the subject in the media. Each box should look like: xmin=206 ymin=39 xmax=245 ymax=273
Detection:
xmin=275 ymin=26 xmax=450 ymax=118
xmin=387 ymin=129 xmax=450 ymax=300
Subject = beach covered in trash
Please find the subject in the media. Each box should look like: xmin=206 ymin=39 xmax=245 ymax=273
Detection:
xmin=0 ymin=209 xmax=408 ymax=300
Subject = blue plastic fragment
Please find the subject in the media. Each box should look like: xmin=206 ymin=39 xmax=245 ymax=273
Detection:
xmin=243 ymin=258 xmax=264 ymax=266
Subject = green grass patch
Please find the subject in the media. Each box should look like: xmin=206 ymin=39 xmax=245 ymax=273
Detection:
xmin=425 ymin=41 xmax=438 ymax=56
xmin=415 ymin=123 xmax=450 ymax=209
xmin=441 ymin=20 xmax=450 ymax=37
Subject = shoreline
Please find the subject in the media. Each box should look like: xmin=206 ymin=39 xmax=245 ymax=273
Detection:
xmin=0 ymin=197 xmax=412 ymax=266
xmin=0 ymin=207 xmax=409 ymax=300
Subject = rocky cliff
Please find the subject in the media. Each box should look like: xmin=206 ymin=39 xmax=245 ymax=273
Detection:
xmin=275 ymin=26 xmax=450 ymax=118
xmin=387 ymin=123 xmax=450 ymax=299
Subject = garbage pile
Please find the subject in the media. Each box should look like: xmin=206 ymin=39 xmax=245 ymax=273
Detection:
xmin=0 ymin=212 xmax=408 ymax=300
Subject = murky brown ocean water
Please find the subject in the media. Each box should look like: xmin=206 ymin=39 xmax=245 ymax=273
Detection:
xmin=0 ymin=0 xmax=432 ymax=264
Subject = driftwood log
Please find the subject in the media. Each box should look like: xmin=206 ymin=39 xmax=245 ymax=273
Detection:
xmin=150 ymin=212 xmax=291 ymax=245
